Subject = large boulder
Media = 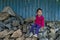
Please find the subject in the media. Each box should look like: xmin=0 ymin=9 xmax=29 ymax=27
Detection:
xmin=16 ymin=35 xmax=25 ymax=40
xmin=2 ymin=6 xmax=16 ymax=16
xmin=24 ymin=17 xmax=35 ymax=23
xmin=0 ymin=12 xmax=10 ymax=21
xmin=11 ymin=29 xmax=22 ymax=38
xmin=0 ymin=30 xmax=8 ymax=38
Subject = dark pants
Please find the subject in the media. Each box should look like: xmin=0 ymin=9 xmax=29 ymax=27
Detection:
xmin=30 ymin=24 xmax=40 ymax=35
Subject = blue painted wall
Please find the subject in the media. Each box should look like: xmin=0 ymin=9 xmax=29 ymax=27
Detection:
xmin=0 ymin=0 xmax=60 ymax=21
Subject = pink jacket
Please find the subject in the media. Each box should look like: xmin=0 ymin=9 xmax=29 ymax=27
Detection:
xmin=35 ymin=15 xmax=45 ymax=28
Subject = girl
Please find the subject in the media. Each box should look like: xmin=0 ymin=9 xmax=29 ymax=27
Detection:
xmin=29 ymin=8 xmax=45 ymax=37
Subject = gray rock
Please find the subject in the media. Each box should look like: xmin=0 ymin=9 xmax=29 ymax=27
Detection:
xmin=2 ymin=6 xmax=16 ymax=16
xmin=9 ymin=39 xmax=15 ymax=40
xmin=25 ymin=38 xmax=32 ymax=40
xmin=5 ymin=23 xmax=12 ymax=30
xmin=32 ymin=37 xmax=37 ymax=40
xmin=6 ymin=30 xmax=14 ymax=35
xmin=12 ymin=20 xmax=20 ymax=27
xmin=0 ymin=30 xmax=8 ymax=38
xmin=39 ymin=38 xmax=48 ymax=40
xmin=24 ymin=17 xmax=35 ymax=23
xmin=11 ymin=29 xmax=22 ymax=38
xmin=4 ymin=17 xmax=16 ymax=24
xmin=22 ymin=24 xmax=27 ymax=32
xmin=0 ymin=12 xmax=10 ymax=21
xmin=16 ymin=35 xmax=25 ymax=40
xmin=0 ymin=22 xmax=5 ymax=29
xmin=56 ymin=36 xmax=60 ymax=40
xmin=12 ymin=27 xmax=18 ymax=31
xmin=3 ymin=38 xmax=9 ymax=40
xmin=0 ymin=27 xmax=3 ymax=32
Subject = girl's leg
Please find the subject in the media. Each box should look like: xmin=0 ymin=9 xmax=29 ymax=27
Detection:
xmin=29 ymin=24 xmax=36 ymax=33
xmin=35 ymin=25 xmax=40 ymax=35
xmin=29 ymin=24 xmax=36 ymax=37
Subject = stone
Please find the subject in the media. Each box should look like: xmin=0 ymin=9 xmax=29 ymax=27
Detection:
xmin=17 ymin=16 xmax=24 ymax=25
xmin=16 ymin=35 xmax=25 ymax=40
xmin=56 ymin=36 xmax=60 ymax=40
xmin=12 ymin=20 xmax=20 ymax=27
xmin=18 ymin=25 xmax=23 ymax=30
xmin=2 ymin=6 xmax=16 ymax=16
xmin=7 ymin=30 xmax=14 ymax=35
xmin=49 ymin=38 xmax=54 ymax=40
xmin=25 ymin=38 xmax=32 ymax=40
xmin=4 ymin=17 xmax=16 ymax=24
xmin=24 ymin=17 xmax=35 ymax=23
xmin=5 ymin=23 xmax=12 ymax=30
xmin=49 ymin=28 xmax=56 ymax=39
xmin=11 ymin=29 xmax=22 ymax=38
xmin=39 ymin=38 xmax=48 ymax=40
xmin=22 ymin=24 xmax=27 ymax=32
xmin=5 ymin=35 xmax=10 ymax=38
xmin=47 ymin=22 xmax=55 ymax=27
xmin=0 ymin=30 xmax=8 ymax=38
xmin=9 ymin=39 xmax=15 ymax=40
xmin=3 ymin=35 xmax=10 ymax=40
xmin=0 ymin=12 xmax=10 ymax=21
xmin=3 ymin=38 xmax=9 ymax=40
xmin=0 ymin=27 xmax=3 ymax=32
xmin=12 ymin=27 xmax=18 ymax=31
xmin=0 ymin=22 xmax=6 ymax=29
xmin=32 ymin=36 xmax=37 ymax=40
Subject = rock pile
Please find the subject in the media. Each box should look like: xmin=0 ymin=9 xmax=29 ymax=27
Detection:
xmin=0 ymin=6 xmax=60 ymax=40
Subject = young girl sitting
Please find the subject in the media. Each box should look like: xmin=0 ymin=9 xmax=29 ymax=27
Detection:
xmin=29 ymin=8 xmax=45 ymax=37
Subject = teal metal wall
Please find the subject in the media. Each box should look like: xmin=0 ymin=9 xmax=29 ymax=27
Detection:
xmin=0 ymin=0 xmax=60 ymax=21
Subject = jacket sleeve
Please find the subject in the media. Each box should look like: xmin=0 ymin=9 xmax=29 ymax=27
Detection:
xmin=41 ymin=17 xmax=45 ymax=28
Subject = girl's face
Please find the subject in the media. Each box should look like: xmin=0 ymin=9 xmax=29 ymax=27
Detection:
xmin=37 ymin=10 xmax=42 ymax=16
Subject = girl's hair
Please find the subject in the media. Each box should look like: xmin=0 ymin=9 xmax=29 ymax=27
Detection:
xmin=36 ymin=8 xmax=42 ymax=13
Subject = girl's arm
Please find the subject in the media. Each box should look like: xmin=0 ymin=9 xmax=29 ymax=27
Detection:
xmin=41 ymin=17 xmax=45 ymax=28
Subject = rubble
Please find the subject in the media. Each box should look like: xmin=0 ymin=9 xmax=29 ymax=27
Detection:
xmin=0 ymin=12 xmax=10 ymax=21
xmin=25 ymin=38 xmax=32 ymax=40
xmin=0 ymin=30 xmax=8 ymax=38
xmin=32 ymin=37 xmax=37 ymax=40
xmin=11 ymin=29 xmax=22 ymax=38
xmin=2 ymin=6 xmax=16 ymax=16
xmin=22 ymin=24 xmax=27 ymax=32
xmin=3 ymin=38 xmax=9 ymax=40
xmin=0 ymin=6 xmax=59 ymax=40
xmin=16 ymin=35 xmax=25 ymax=40
xmin=12 ymin=20 xmax=20 ymax=27
xmin=24 ymin=17 xmax=35 ymax=23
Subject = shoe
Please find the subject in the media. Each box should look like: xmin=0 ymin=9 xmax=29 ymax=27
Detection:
xmin=29 ymin=32 xmax=33 ymax=37
xmin=33 ymin=34 xmax=38 ymax=37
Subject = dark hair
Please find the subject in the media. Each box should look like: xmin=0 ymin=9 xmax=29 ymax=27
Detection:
xmin=36 ymin=8 xmax=42 ymax=13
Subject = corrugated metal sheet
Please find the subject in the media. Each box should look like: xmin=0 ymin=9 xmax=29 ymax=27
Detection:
xmin=0 ymin=0 xmax=60 ymax=21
